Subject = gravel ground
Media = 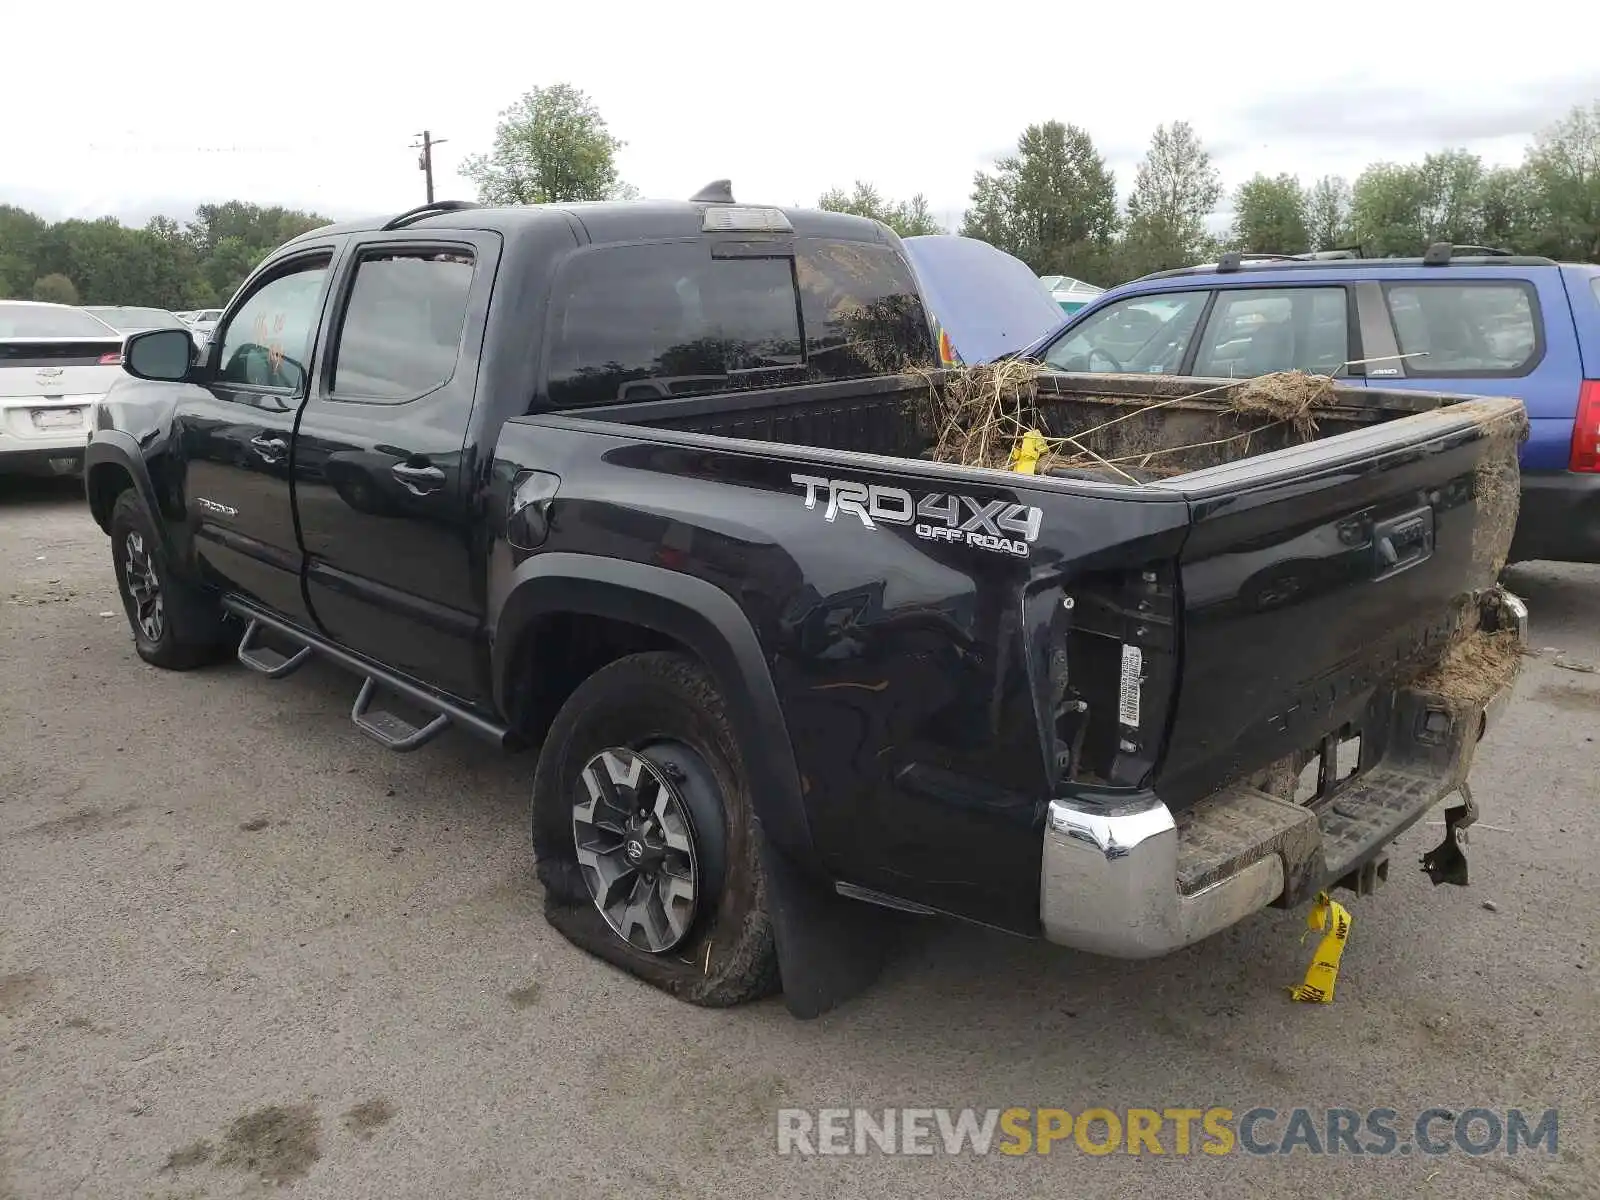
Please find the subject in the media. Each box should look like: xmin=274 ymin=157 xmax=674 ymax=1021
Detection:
xmin=1 ymin=474 xmax=1596 ymax=1200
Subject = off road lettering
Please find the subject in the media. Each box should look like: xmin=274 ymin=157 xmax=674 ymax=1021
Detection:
xmin=793 ymin=475 xmax=1042 ymax=558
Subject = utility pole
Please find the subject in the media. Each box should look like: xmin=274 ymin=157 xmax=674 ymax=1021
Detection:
xmin=411 ymin=131 xmax=447 ymax=204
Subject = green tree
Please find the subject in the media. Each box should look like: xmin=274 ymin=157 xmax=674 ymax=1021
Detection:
xmin=959 ymin=120 xmax=1119 ymax=282
xmin=1229 ymin=173 xmax=1309 ymax=253
xmin=1477 ymin=166 xmax=1539 ymax=251
xmin=31 ymin=273 xmax=78 ymax=304
xmin=1306 ymin=175 xmax=1353 ymax=249
xmin=461 ymin=83 xmax=631 ymax=205
xmin=817 ymin=182 xmax=944 ymax=237
xmin=1416 ymin=149 xmax=1485 ymax=245
xmin=1524 ymin=101 xmax=1600 ymax=260
xmin=0 ymin=206 xmax=50 ymax=299
xmin=1119 ymin=121 xmax=1223 ymax=277
xmin=1349 ymin=162 xmax=1429 ymax=256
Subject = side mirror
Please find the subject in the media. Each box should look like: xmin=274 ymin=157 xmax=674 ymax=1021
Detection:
xmin=124 ymin=328 xmax=196 ymax=382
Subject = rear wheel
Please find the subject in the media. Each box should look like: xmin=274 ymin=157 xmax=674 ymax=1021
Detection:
xmin=109 ymin=490 xmax=231 ymax=670
xmin=532 ymin=651 xmax=779 ymax=1006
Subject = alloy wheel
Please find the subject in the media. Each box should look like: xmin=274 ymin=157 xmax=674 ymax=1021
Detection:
xmin=122 ymin=531 xmax=165 ymax=642
xmin=572 ymin=745 xmax=701 ymax=953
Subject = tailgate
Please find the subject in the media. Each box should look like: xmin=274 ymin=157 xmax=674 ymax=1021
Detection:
xmin=1153 ymin=395 xmax=1526 ymax=809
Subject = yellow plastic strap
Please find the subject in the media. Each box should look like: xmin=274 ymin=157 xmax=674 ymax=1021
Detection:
xmin=1011 ymin=429 xmax=1050 ymax=475
xmin=1287 ymin=891 xmax=1352 ymax=1004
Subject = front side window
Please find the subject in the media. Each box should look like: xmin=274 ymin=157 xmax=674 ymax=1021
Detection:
xmin=330 ymin=249 xmax=474 ymax=402
xmin=216 ymin=258 xmax=330 ymax=392
xmin=1043 ymin=291 xmax=1210 ymax=374
xmin=1192 ymin=287 xmax=1351 ymax=378
xmin=1384 ymin=282 xmax=1540 ymax=376
xmin=546 ymin=242 xmax=803 ymax=408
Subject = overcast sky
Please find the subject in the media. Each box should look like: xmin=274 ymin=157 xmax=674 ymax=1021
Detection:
xmin=5 ymin=1 xmax=1596 ymax=232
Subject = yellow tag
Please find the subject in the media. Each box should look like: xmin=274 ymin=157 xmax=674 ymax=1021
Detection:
xmin=1011 ymin=429 xmax=1050 ymax=475
xmin=1287 ymin=891 xmax=1352 ymax=1004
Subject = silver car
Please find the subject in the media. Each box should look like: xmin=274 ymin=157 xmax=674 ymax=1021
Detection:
xmin=0 ymin=301 xmax=125 ymax=476
xmin=83 ymin=306 xmax=190 ymax=335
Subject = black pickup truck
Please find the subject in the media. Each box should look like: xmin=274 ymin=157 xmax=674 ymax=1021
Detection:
xmin=86 ymin=191 xmax=1529 ymax=1016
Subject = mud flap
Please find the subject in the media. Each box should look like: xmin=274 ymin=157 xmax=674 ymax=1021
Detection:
xmin=757 ymin=832 xmax=901 ymax=1019
xmin=1420 ymin=783 xmax=1477 ymax=887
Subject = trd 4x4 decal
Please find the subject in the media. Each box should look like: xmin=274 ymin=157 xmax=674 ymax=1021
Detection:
xmin=790 ymin=474 xmax=1042 ymax=558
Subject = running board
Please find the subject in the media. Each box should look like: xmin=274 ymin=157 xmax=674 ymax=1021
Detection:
xmin=352 ymin=677 xmax=451 ymax=752
xmin=237 ymin=618 xmax=313 ymax=678
xmin=219 ymin=597 xmax=517 ymax=752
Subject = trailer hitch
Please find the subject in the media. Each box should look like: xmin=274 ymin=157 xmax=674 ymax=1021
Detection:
xmin=1420 ymin=781 xmax=1478 ymax=887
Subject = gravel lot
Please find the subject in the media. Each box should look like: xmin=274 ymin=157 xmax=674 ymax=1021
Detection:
xmin=2 ymin=474 xmax=1596 ymax=1199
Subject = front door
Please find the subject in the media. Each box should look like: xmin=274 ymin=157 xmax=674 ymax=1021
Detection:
xmin=293 ymin=236 xmax=493 ymax=702
xmin=178 ymin=250 xmax=337 ymax=627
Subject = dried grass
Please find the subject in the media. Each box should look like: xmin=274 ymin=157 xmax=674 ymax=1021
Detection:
xmin=1226 ymin=370 xmax=1337 ymax=435
xmin=1411 ymin=628 xmax=1523 ymax=706
xmin=910 ymin=364 xmax=1344 ymax=482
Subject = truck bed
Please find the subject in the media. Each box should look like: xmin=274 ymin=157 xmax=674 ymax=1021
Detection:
xmin=565 ymin=369 xmax=1463 ymax=480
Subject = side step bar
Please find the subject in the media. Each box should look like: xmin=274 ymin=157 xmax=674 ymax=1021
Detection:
xmin=352 ymin=677 xmax=451 ymax=752
xmin=221 ymin=598 xmax=516 ymax=752
xmin=237 ymin=618 xmax=313 ymax=678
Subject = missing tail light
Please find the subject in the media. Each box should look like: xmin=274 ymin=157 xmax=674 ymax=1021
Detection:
xmin=1050 ymin=562 xmax=1178 ymax=787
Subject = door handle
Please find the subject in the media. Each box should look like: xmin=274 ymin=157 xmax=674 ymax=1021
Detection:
xmin=391 ymin=462 xmax=446 ymax=496
xmin=249 ymin=435 xmax=287 ymax=462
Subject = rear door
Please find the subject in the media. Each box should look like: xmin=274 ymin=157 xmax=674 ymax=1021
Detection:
xmin=177 ymin=248 xmax=338 ymax=625
xmin=1355 ymin=269 xmax=1579 ymax=469
xmin=293 ymin=233 xmax=497 ymax=702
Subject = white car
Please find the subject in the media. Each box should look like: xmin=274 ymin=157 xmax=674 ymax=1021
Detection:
xmin=187 ymin=308 xmax=223 ymax=347
xmin=0 ymin=301 xmax=126 ymax=476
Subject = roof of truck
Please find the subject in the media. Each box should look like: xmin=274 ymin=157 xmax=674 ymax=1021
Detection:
xmin=285 ymin=197 xmax=893 ymax=249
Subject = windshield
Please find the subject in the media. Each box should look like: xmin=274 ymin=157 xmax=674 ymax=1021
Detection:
xmin=85 ymin=306 xmax=186 ymax=332
xmin=1042 ymin=291 xmax=1210 ymax=374
xmin=0 ymin=302 xmax=118 ymax=339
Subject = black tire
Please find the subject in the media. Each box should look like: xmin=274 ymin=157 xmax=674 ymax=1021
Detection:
xmin=531 ymin=651 xmax=779 ymax=1006
xmin=109 ymin=490 xmax=231 ymax=670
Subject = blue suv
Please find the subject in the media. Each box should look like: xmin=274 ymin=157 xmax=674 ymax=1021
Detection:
xmin=1024 ymin=246 xmax=1600 ymax=563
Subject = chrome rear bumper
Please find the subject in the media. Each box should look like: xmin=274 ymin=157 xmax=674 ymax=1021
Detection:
xmin=1040 ymin=588 xmax=1526 ymax=959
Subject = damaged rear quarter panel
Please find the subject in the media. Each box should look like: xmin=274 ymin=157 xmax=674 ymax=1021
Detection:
xmin=506 ymin=420 xmax=1191 ymax=933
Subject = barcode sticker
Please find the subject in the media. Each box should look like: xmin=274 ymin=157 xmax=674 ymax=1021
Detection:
xmin=1119 ymin=644 xmax=1143 ymax=727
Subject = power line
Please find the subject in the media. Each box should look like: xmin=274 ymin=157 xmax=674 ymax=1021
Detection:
xmin=410 ymin=131 xmax=448 ymax=204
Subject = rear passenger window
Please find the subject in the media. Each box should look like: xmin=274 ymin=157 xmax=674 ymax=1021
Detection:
xmin=1383 ymin=283 xmax=1540 ymax=376
xmin=1192 ymin=287 xmax=1350 ymax=378
xmin=330 ymin=249 xmax=474 ymax=402
xmin=545 ymin=243 xmax=804 ymax=408
xmin=795 ymin=239 xmax=936 ymax=379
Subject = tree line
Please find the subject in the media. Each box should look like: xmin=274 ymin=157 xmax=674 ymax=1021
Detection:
xmin=4 ymin=84 xmax=1595 ymax=310
xmin=836 ymin=101 xmax=1599 ymax=285
xmin=0 ymin=201 xmax=330 ymax=309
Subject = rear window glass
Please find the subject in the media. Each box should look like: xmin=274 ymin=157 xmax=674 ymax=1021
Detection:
xmin=545 ymin=242 xmax=804 ymax=408
xmin=331 ymin=250 xmax=474 ymax=402
xmin=795 ymin=239 xmax=935 ymax=379
xmin=86 ymin=307 xmax=186 ymax=331
xmin=0 ymin=303 xmax=117 ymax=339
xmin=1384 ymin=283 xmax=1539 ymax=376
